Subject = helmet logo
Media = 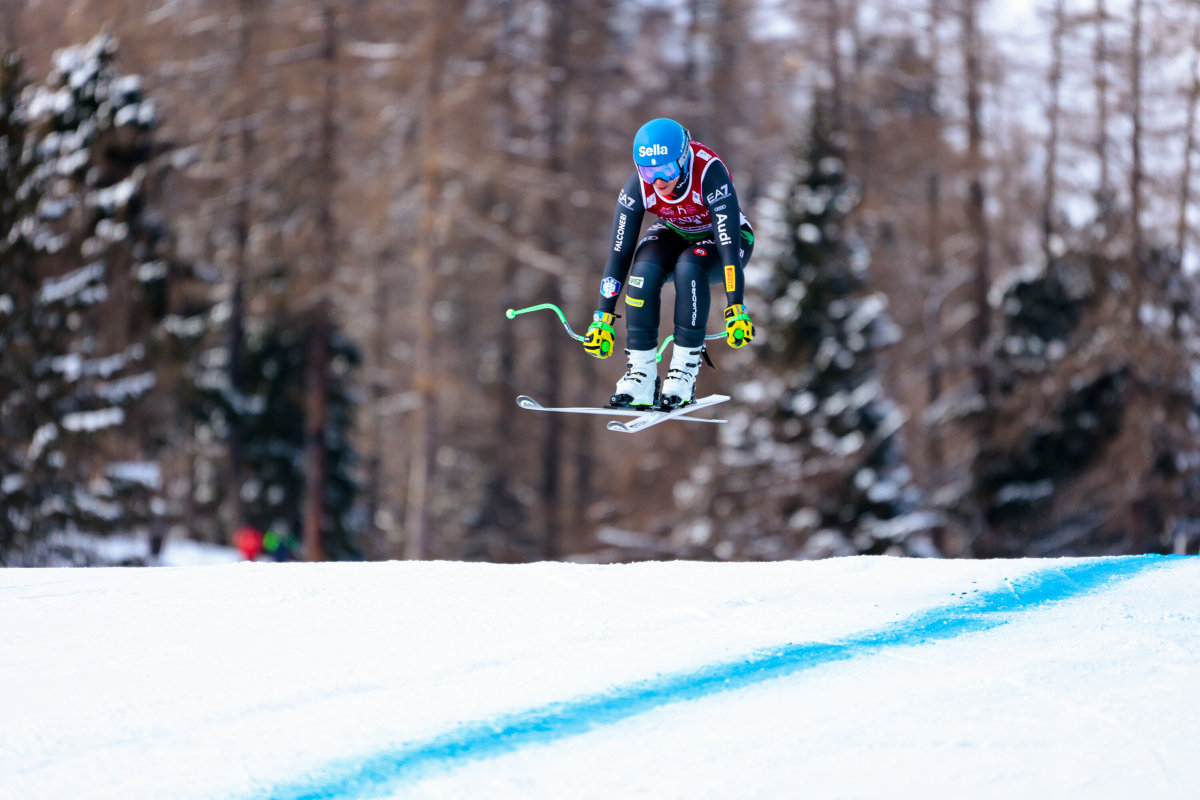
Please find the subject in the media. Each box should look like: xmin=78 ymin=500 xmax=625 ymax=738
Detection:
xmin=637 ymin=143 xmax=670 ymax=159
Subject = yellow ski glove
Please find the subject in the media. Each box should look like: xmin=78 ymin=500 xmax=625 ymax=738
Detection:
xmin=583 ymin=311 xmax=616 ymax=359
xmin=724 ymin=304 xmax=755 ymax=348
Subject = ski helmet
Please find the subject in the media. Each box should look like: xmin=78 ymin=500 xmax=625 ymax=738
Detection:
xmin=632 ymin=118 xmax=691 ymax=184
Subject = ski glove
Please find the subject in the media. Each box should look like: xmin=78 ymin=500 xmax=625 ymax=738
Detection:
xmin=583 ymin=311 xmax=616 ymax=359
xmin=724 ymin=304 xmax=755 ymax=348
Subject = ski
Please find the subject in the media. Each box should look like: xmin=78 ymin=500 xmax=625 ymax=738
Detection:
xmin=516 ymin=395 xmax=728 ymax=428
xmin=605 ymin=394 xmax=730 ymax=434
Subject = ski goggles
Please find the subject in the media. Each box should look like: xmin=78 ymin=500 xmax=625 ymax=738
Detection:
xmin=637 ymin=155 xmax=685 ymax=184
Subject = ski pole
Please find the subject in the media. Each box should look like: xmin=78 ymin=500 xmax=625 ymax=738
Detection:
xmin=504 ymin=303 xmax=585 ymax=341
xmin=505 ymin=303 xmax=726 ymax=361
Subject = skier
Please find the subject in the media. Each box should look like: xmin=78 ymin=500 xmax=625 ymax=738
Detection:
xmin=582 ymin=118 xmax=755 ymax=410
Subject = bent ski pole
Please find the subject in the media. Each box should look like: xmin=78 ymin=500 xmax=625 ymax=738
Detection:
xmin=505 ymin=303 xmax=726 ymax=362
xmin=505 ymin=303 xmax=585 ymax=341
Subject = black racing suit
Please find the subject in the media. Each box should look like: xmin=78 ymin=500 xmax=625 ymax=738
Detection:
xmin=594 ymin=162 xmax=754 ymax=351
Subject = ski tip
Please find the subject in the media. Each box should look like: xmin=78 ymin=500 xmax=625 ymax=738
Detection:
xmin=516 ymin=396 xmax=539 ymax=410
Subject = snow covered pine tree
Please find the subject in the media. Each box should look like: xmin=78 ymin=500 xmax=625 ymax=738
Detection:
xmin=0 ymin=36 xmax=196 ymax=564
xmin=678 ymin=106 xmax=939 ymax=560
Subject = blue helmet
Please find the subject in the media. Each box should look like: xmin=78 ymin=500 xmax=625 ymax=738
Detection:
xmin=632 ymin=118 xmax=691 ymax=184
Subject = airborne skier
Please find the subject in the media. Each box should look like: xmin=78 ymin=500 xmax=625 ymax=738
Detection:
xmin=582 ymin=118 xmax=756 ymax=410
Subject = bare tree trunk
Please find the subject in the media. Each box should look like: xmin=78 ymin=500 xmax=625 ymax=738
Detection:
xmin=825 ymin=0 xmax=847 ymax=137
xmin=566 ymin=5 xmax=610 ymax=541
xmin=302 ymin=315 xmax=330 ymax=562
xmin=923 ymin=0 xmax=947 ymax=477
xmin=1093 ymin=0 xmax=1113 ymax=220
xmin=1128 ymin=0 xmax=1145 ymax=333
xmin=1043 ymin=0 xmax=1065 ymax=263
xmin=538 ymin=289 xmax=563 ymax=560
xmin=301 ymin=0 xmax=339 ymax=563
xmin=684 ymin=0 xmax=703 ymax=118
xmin=1130 ymin=0 xmax=1145 ymax=259
xmin=483 ymin=0 xmax=523 ymax=559
xmin=709 ymin=0 xmax=749 ymax=136
xmin=538 ymin=0 xmax=572 ymax=560
xmin=404 ymin=1 xmax=455 ymax=560
xmin=226 ymin=0 xmax=258 ymax=534
xmin=845 ymin=0 xmax=865 ymax=179
xmin=365 ymin=261 xmax=389 ymax=558
xmin=1178 ymin=11 xmax=1200 ymax=258
xmin=961 ymin=0 xmax=994 ymax=447
xmin=925 ymin=173 xmax=945 ymax=466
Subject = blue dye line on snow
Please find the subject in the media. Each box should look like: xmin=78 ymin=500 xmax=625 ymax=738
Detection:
xmin=263 ymin=554 xmax=1185 ymax=800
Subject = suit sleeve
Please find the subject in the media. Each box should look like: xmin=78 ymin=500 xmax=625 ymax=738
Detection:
xmin=595 ymin=173 xmax=645 ymax=315
xmin=700 ymin=161 xmax=746 ymax=308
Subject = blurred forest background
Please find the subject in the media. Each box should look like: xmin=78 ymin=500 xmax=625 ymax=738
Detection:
xmin=3 ymin=0 xmax=1200 ymax=566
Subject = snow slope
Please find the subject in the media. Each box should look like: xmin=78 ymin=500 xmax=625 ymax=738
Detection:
xmin=2 ymin=555 xmax=1197 ymax=800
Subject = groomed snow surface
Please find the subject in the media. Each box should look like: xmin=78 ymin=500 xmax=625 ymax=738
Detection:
xmin=2 ymin=555 xmax=1198 ymax=800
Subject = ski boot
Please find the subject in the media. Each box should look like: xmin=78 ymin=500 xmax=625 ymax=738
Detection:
xmin=610 ymin=348 xmax=659 ymax=408
xmin=658 ymin=344 xmax=704 ymax=410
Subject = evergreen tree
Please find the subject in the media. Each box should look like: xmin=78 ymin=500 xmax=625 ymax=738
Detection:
xmin=680 ymin=104 xmax=938 ymax=559
xmin=979 ymin=242 xmax=1200 ymax=556
xmin=193 ymin=313 xmax=364 ymax=560
xmin=0 ymin=36 xmax=199 ymax=564
xmin=0 ymin=50 xmax=47 ymax=559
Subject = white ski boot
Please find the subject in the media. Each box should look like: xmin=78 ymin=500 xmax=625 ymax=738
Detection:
xmin=659 ymin=344 xmax=704 ymax=410
xmin=610 ymin=348 xmax=659 ymax=408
